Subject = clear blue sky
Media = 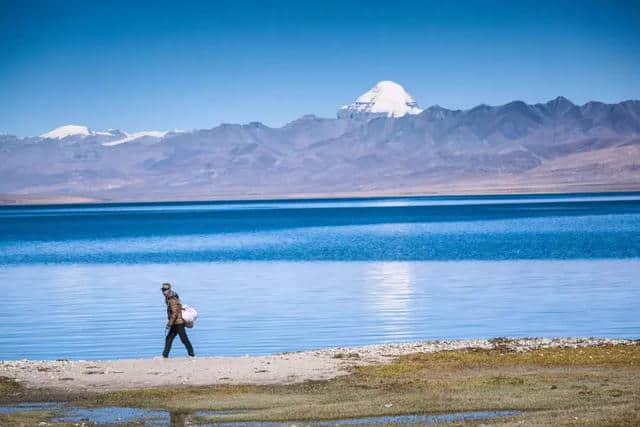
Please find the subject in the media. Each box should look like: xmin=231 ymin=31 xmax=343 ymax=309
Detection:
xmin=1 ymin=0 xmax=639 ymax=136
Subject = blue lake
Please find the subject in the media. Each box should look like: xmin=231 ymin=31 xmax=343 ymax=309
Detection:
xmin=0 ymin=193 xmax=639 ymax=360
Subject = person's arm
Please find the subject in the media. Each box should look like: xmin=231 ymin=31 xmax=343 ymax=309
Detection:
xmin=167 ymin=298 xmax=179 ymax=327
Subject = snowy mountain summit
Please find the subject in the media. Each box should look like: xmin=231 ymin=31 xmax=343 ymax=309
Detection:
xmin=40 ymin=125 xmax=93 ymax=139
xmin=338 ymin=80 xmax=423 ymax=119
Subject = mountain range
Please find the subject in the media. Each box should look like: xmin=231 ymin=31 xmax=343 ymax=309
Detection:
xmin=2 ymin=81 xmax=640 ymax=203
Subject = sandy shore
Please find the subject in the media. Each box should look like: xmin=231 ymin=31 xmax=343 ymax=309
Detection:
xmin=0 ymin=337 xmax=633 ymax=393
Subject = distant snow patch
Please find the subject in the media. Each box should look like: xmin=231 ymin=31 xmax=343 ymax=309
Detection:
xmin=102 ymin=131 xmax=168 ymax=146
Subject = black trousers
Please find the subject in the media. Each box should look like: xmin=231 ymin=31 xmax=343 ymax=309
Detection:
xmin=163 ymin=324 xmax=194 ymax=357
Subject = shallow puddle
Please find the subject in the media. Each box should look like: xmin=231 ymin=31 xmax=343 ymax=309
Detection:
xmin=0 ymin=403 xmax=238 ymax=425
xmin=0 ymin=403 xmax=168 ymax=425
xmin=196 ymin=410 xmax=521 ymax=426
xmin=0 ymin=403 xmax=520 ymax=426
xmin=51 ymin=406 xmax=169 ymax=424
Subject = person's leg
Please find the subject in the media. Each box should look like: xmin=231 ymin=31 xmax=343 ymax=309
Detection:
xmin=176 ymin=324 xmax=195 ymax=356
xmin=163 ymin=325 xmax=178 ymax=357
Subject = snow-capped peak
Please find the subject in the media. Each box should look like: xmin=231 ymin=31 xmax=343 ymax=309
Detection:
xmin=101 ymin=130 xmax=168 ymax=146
xmin=40 ymin=125 xmax=92 ymax=139
xmin=38 ymin=124 xmax=172 ymax=145
xmin=338 ymin=81 xmax=423 ymax=119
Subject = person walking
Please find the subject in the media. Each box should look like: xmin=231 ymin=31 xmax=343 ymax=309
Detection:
xmin=161 ymin=283 xmax=195 ymax=358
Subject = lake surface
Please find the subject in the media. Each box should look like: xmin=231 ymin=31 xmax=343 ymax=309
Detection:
xmin=1 ymin=193 xmax=639 ymax=360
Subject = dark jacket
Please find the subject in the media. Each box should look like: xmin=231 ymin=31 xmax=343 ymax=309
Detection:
xmin=166 ymin=294 xmax=184 ymax=326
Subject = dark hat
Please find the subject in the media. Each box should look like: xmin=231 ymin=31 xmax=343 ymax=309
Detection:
xmin=161 ymin=283 xmax=171 ymax=291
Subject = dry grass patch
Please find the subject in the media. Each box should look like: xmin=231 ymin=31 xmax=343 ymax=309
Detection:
xmin=0 ymin=411 xmax=57 ymax=427
xmin=390 ymin=344 xmax=640 ymax=370
xmin=0 ymin=376 xmax=25 ymax=404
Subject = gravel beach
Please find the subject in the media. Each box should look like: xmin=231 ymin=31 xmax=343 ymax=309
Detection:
xmin=0 ymin=337 xmax=633 ymax=393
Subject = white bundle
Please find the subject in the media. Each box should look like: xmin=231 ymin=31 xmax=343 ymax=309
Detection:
xmin=181 ymin=304 xmax=198 ymax=328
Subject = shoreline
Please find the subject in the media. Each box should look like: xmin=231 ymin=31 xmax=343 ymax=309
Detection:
xmin=1 ymin=337 xmax=634 ymax=393
xmin=2 ymin=184 xmax=640 ymax=206
xmin=2 ymin=337 xmax=638 ymax=426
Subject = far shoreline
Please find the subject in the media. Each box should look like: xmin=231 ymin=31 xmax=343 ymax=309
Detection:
xmin=2 ymin=182 xmax=640 ymax=207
